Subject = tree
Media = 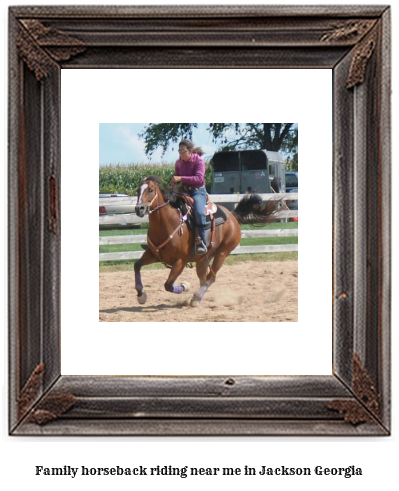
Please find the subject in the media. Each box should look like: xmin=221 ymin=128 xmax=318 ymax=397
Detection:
xmin=280 ymin=125 xmax=298 ymax=170
xmin=140 ymin=123 xmax=297 ymax=157
xmin=140 ymin=124 xmax=199 ymax=156
xmin=286 ymin=152 xmax=298 ymax=171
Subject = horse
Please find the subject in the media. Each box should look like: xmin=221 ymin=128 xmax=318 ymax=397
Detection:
xmin=134 ymin=176 xmax=283 ymax=307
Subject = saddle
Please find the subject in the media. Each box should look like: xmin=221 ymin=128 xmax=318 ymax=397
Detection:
xmin=183 ymin=193 xmax=217 ymax=215
xmin=182 ymin=193 xmax=226 ymax=247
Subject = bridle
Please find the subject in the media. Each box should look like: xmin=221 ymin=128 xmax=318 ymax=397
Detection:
xmin=149 ymin=199 xmax=170 ymax=214
xmin=137 ymin=180 xmax=169 ymax=214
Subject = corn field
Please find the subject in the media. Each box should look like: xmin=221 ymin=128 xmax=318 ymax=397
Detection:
xmin=99 ymin=163 xmax=214 ymax=195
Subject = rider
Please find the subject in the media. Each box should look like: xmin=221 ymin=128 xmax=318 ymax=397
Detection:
xmin=169 ymin=139 xmax=208 ymax=254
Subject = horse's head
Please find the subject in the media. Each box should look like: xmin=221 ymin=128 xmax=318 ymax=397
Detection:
xmin=135 ymin=176 xmax=162 ymax=217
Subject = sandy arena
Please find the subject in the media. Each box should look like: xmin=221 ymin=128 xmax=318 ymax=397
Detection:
xmin=99 ymin=260 xmax=298 ymax=322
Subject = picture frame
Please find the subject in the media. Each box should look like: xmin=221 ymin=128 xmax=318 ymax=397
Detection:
xmin=8 ymin=5 xmax=391 ymax=436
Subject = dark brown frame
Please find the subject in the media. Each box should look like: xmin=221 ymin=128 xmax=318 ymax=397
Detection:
xmin=8 ymin=5 xmax=391 ymax=436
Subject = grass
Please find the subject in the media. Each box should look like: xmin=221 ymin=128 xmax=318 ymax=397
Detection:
xmin=99 ymin=236 xmax=297 ymax=254
xmin=99 ymin=221 xmax=298 ymax=272
xmin=99 ymin=225 xmax=149 ymax=236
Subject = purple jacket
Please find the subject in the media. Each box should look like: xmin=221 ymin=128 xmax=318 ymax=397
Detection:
xmin=175 ymin=153 xmax=206 ymax=188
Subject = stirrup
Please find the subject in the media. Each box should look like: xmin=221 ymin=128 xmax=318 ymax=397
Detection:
xmin=195 ymin=243 xmax=208 ymax=255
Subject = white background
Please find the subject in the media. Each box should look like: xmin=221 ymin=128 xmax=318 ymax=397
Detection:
xmin=1 ymin=1 xmax=398 ymax=491
xmin=61 ymin=68 xmax=332 ymax=376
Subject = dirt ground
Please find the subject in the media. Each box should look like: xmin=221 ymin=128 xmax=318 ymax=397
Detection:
xmin=99 ymin=260 xmax=298 ymax=322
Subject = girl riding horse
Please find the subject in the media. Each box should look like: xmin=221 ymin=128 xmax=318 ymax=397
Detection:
xmin=169 ymin=139 xmax=208 ymax=254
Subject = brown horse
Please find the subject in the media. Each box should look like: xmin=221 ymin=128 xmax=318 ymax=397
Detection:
xmin=134 ymin=176 xmax=282 ymax=307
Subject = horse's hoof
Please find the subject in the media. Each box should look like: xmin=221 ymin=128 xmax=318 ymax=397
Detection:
xmin=137 ymin=292 xmax=147 ymax=305
xmin=190 ymin=296 xmax=201 ymax=308
xmin=181 ymin=282 xmax=190 ymax=292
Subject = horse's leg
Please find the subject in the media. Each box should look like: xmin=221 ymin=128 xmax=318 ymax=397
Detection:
xmin=191 ymin=217 xmax=241 ymax=307
xmin=134 ymin=250 xmax=157 ymax=305
xmin=164 ymin=259 xmax=190 ymax=294
xmin=191 ymin=251 xmax=229 ymax=307
xmin=190 ymin=258 xmax=210 ymax=307
xmin=196 ymin=257 xmax=209 ymax=287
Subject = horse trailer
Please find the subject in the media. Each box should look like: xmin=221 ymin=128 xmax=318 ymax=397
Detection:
xmin=211 ymin=149 xmax=286 ymax=209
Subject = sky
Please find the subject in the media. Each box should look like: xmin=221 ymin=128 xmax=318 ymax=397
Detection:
xmin=99 ymin=123 xmax=222 ymax=166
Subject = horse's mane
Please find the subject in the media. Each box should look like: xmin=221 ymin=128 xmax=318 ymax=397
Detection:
xmin=162 ymin=187 xmax=186 ymax=204
xmin=143 ymin=175 xmax=163 ymax=186
xmin=143 ymin=176 xmax=185 ymax=204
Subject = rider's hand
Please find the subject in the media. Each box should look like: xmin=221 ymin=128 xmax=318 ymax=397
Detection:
xmin=169 ymin=176 xmax=182 ymax=186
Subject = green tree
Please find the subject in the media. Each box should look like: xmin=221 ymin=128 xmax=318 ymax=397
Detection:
xmin=280 ymin=125 xmax=298 ymax=170
xmin=140 ymin=123 xmax=297 ymax=156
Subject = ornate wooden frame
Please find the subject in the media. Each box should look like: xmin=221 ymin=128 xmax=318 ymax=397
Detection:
xmin=8 ymin=5 xmax=391 ymax=436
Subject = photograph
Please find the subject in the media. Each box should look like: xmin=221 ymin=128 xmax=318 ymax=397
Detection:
xmin=99 ymin=123 xmax=299 ymax=323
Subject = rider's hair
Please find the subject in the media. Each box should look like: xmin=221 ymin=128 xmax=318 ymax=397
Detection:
xmin=179 ymin=139 xmax=204 ymax=156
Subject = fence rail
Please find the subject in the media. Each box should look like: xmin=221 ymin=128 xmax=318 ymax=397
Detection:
xmin=99 ymin=193 xmax=298 ymax=226
xmin=99 ymin=229 xmax=298 ymax=260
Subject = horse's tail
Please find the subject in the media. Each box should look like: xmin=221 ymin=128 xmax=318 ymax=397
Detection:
xmin=231 ymin=194 xmax=283 ymax=225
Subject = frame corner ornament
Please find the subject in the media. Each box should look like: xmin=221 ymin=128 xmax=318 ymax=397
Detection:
xmin=346 ymin=27 xmax=378 ymax=88
xmin=27 ymin=392 xmax=77 ymax=425
xmin=328 ymin=354 xmax=380 ymax=425
xmin=17 ymin=363 xmax=45 ymax=419
xmin=17 ymin=19 xmax=85 ymax=81
xmin=320 ymin=19 xmax=376 ymax=44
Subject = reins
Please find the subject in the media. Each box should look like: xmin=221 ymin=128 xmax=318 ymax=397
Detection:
xmin=149 ymin=200 xmax=169 ymax=214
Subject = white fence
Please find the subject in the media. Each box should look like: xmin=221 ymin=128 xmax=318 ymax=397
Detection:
xmin=99 ymin=193 xmax=298 ymax=261
xmin=99 ymin=193 xmax=298 ymax=227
